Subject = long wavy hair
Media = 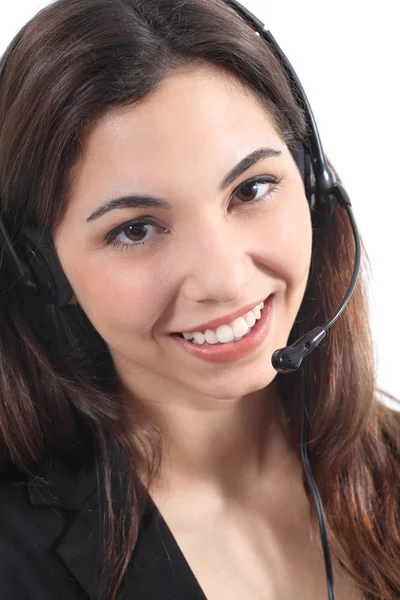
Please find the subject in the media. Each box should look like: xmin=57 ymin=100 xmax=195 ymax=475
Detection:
xmin=0 ymin=0 xmax=399 ymax=598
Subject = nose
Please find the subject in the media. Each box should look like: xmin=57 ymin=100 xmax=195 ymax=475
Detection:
xmin=178 ymin=216 xmax=253 ymax=304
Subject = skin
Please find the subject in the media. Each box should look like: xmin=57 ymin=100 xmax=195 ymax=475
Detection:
xmin=53 ymin=64 xmax=362 ymax=598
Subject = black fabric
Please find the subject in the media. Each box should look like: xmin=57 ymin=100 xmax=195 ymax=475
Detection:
xmin=0 ymin=436 xmax=207 ymax=600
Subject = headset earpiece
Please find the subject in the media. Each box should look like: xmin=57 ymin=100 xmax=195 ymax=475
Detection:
xmin=0 ymin=218 xmax=74 ymax=306
xmin=293 ymin=141 xmax=317 ymax=211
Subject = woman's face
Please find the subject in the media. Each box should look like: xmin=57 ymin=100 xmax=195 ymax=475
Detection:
xmin=54 ymin=64 xmax=312 ymax=403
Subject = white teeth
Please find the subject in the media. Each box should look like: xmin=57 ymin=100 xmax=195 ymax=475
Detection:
xmin=245 ymin=310 xmax=256 ymax=328
xmin=215 ymin=324 xmax=234 ymax=344
xmin=231 ymin=316 xmax=251 ymax=338
xmin=205 ymin=329 xmax=218 ymax=344
xmin=192 ymin=331 xmax=206 ymax=344
xmin=179 ymin=300 xmax=266 ymax=345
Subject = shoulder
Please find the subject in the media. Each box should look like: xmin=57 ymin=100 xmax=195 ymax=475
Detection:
xmin=0 ymin=434 xmax=191 ymax=600
xmin=0 ymin=447 xmax=100 ymax=600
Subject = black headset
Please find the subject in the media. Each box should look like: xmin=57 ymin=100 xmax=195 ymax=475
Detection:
xmin=0 ymin=2 xmax=362 ymax=598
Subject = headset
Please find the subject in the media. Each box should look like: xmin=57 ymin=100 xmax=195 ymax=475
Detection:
xmin=0 ymin=1 xmax=361 ymax=598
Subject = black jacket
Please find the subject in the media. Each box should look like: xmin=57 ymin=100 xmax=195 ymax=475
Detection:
xmin=0 ymin=434 xmax=207 ymax=600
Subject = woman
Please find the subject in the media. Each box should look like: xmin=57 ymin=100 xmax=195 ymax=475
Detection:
xmin=0 ymin=0 xmax=399 ymax=599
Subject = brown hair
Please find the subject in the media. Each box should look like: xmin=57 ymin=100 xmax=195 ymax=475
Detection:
xmin=0 ymin=0 xmax=399 ymax=598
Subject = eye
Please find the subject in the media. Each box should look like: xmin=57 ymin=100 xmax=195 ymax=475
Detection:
xmin=104 ymin=175 xmax=282 ymax=251
xmin=105 ymin=219 xmax=167 ymax=251
xmin=230 ymin=176 xmax=281 ymax=207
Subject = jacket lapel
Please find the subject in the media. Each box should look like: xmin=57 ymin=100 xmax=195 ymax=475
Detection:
xmin=27 ymin=434 xmax=207 ymax=600
xmin=27 ymin=434 xmax=106 ymax=599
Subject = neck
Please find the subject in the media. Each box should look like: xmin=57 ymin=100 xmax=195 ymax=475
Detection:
xmin=128 ymin=378 xmax=296 ymax=501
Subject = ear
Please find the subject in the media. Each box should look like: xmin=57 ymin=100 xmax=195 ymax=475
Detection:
xmin=68 ymin=295 xmax=79 ymax=305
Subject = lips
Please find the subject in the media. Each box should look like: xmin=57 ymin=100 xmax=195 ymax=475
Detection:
xmin=170 ymin=293 xmax=275 ymax=363
xmin=171 ymin=295 xmax=271 ymax=335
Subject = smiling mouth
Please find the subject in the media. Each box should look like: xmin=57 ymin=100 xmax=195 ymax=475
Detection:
xmin=168 ymin=293 xmax=274 ymax=363
xmin=170 ymin=296 xmax=269 ymax=343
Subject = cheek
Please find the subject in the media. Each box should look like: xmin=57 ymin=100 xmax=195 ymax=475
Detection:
xmin=280 ymin=207 xmax=312 ymax=279
xmin=252 ymin=196 xmax=312 ymax=285
xmin=72 ymin=256 xmax=167 ymax=340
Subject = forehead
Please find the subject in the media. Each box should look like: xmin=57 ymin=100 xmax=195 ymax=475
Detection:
xmin=69 ymin=65 xmax=285 ymax=196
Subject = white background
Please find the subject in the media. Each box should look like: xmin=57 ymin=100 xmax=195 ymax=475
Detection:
xmin=1 ymin=0 xmax=399 ymax=408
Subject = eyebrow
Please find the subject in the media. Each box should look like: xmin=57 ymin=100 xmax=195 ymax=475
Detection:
xmin=86 ymin=146 xmax=282 ymax=223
